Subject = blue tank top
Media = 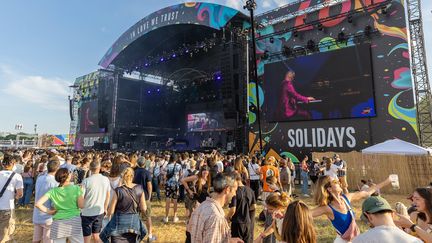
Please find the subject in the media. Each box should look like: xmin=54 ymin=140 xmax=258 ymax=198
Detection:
xmin=328 ymin=194 xmax=352 ymax=235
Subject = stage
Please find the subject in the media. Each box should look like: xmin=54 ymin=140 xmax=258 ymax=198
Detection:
xmin=71 ymin=1 xmax=418 ymax=161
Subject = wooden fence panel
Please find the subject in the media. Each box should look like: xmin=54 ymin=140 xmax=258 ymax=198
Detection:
xmin=312 ymin=152 xmax=432 ymax=195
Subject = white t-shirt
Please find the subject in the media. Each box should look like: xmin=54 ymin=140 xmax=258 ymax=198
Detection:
xmin=216 ymin=161 xmax=224 ymax=173
xmin=81 ymin=174 xmax=110 ymax=216
xmin=324 ymin=164 xmax=340 ymax=180
xmin=0 ymin=171 xmax=24 ymax=210
xmin=248 ymin=163 xmax=260 ymax=180
xmin=352 ymin=225 xmax=422 ymax=243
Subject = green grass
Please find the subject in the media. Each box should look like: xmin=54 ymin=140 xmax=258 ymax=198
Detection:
xmin=13 ymin=191 xmax=410 ymax=243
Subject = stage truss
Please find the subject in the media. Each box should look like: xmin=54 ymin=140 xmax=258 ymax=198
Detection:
xmin=406 ymin=0 xmax=432 ymax=147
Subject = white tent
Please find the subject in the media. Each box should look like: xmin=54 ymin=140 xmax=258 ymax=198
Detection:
xmin=361 ymin=139 xmax=431 ymax=155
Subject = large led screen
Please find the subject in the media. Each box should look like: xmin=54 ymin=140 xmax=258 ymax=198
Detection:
xmin=187 ymin=112 xmax=224 ymax=132
xmin=264 ymin=44 xmax=376 ymax=122
xmin=79 ymin=101 xmax=105 ymax=134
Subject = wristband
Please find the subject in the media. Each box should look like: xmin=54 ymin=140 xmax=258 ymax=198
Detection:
xmin=410 ymin=224 xmax=417 ymax=232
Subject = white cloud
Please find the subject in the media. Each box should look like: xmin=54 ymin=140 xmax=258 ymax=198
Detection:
xmin=225 ymin=0 xmax=245 ymax=10
xmin=0 ymin=65 xmax=71 ymax=111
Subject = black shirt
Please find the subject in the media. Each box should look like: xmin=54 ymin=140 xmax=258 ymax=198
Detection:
xmin=115 ymin=185 xmax=144 ymax=214
xmin=133 ymin=167 xmax=152 ymax=200
xmin=229 ymin=186 xmax=256 ymax=224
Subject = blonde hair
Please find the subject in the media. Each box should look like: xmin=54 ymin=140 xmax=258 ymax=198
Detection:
xmin=282 ymin=201 xmax=317 ymax=243
xmin=266 ymin=192 xmax=290 ymax=209
xmin=314 ymin=176 xmax=334 ymax=206
xmin=121 ymin=167 xmax=135 ymax=185
xmin=325 ymin=157 xmax=333 ymax=171
xmin=129 ymin=154 xmax=138 ymax=168
xmin=234 ymin=157 xmax=248 ymax=177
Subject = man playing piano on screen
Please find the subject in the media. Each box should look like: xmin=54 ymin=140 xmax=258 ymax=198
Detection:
xmin=277 ymin=70 xmax=316 ymax=120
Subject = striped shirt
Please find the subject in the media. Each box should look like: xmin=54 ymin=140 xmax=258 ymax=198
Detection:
xmin=187 ymin=197 xmax=230 ymax=243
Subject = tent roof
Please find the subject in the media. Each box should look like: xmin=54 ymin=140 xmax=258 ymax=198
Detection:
xmin=361 ymin=139 xmax=430 ymax=155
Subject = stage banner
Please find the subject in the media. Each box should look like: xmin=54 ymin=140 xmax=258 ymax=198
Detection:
xmin=250 ymin=0 xmax=417 ymax=161
xmin=99 ymin=2 xmax=240 ymax=68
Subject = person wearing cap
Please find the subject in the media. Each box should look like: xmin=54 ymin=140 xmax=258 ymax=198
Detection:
xmin=353 ymin=196 xmax=422 ymax=243
xmin=334 ymin=154 xmax=348 ymax=194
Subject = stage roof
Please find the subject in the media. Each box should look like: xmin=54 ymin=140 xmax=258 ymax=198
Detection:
xmin=99 ymin=2 xmax=247 ymax=69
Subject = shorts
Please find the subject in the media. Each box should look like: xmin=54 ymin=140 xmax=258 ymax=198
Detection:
xmin=81 ymin=214 xmax=104 ymax=237
xmin=165 ymin=184 xmax=179 ymax=200
xmin=141 ymin=200 xmax=152 ymax=221
xmin=33 ymin=222 xmax=52 ymax=243
xmin=0 ymin=210 xmax=15 ymax=243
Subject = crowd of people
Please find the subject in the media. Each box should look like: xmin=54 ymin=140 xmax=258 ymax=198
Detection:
xmin=0 ymin=148 xmax=430 ymax=243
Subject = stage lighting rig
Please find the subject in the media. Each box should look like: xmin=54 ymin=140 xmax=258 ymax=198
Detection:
xmin=261 ymin=50 xmax=269 ymax=60
xmin=283 ymin=46 xmax=293 ymax=57
xmin=364 ymin=25 xmax=372 ymax=38
xmin=337 ymin=31 xmax=347 ymax=42
xmin=307 ymin=40 xmax=316 ymax=52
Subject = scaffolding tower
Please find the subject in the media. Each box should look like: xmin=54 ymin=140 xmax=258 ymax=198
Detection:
xmin=406 ymin=0 xmax=432 ymax=147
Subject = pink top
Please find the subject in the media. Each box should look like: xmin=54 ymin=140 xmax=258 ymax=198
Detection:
xmin=280 ymin=79 xmax=309 ymax=118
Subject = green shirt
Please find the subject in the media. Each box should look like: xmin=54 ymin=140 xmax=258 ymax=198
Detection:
xmin=45 ymin=184 xmax=82 ymax=220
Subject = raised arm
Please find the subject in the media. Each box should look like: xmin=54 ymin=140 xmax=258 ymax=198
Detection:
xmin=347 ymin=176 xmax=391 ymax=202
xmin=311 ymin=205 xmax=331 ymax=218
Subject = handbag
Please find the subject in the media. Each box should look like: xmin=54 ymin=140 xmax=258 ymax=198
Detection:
xmin=339 ymin=195 xmax=360 ymax=241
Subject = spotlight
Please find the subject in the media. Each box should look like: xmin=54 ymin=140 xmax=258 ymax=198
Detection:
xmin=147 ymin=90 xmax=151 ymax=94
xmin=145 ymin=63 xmax=149 ymax=67
xmin=269 ymin=37 xmax=274 ymax=43
xmin=157 ymin=89 xmax=160 ymax=92
xmin=364 ymin=25 xmax=372 ymax=38
xmin=306 ymin=40 xmax=316 ymax=52
xmin=261 ymin=50 xmax=269 ymax=60
xmin=282 ymin=46 xmax=293 ymax=57
xmin=172 ymin=53 xmax=176 ymax=58
xmin=185 ymin=49 xmax=189 ymax=53
xmin=160 ymin=57 xmax=164 ymax=62
xmin=337 ymin=31 xmax=346 ymax=42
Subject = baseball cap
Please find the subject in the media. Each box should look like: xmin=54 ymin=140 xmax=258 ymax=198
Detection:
xmin=361 ymin=196 xmax=393 ymax=222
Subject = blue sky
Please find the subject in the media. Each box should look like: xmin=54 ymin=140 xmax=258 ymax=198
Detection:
xmin=0 ymin=0 xmax=431 ymax=135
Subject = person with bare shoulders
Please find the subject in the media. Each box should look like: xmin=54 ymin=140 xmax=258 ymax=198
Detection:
xmin=100 ymin=168 xmax=147 ymax=243
xmin=311 ymin=175 xmax=392 ymax=242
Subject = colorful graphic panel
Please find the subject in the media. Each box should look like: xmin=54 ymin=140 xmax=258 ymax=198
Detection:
xmin=250 ymin=0 xmax=417 ymax=160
